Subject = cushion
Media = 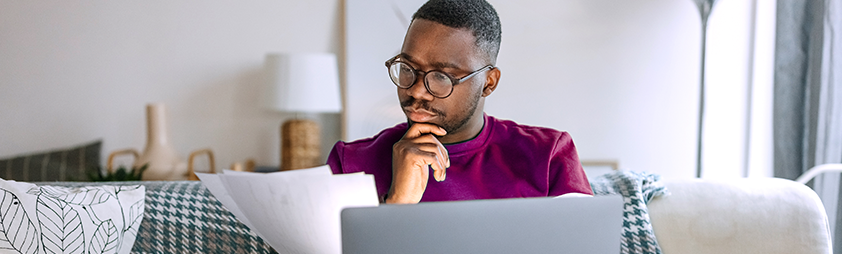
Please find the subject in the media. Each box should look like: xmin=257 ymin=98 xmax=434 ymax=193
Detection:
xmin=49 ymin=181 xmax=278 ymax=253
xmin=0 ymin=178 xmax=145 ymax=254
xmin=0 ymin=140 xmax=102 ymax=182
xmin=590 ymin=171 xmax=668 ymax=254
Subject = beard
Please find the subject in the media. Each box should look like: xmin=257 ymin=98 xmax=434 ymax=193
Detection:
xmin=401 ymin=88 xmax=481 ymax=134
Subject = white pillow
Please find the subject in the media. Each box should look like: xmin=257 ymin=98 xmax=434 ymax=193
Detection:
xmin=0 ymin=178 xmax=145 ymax=254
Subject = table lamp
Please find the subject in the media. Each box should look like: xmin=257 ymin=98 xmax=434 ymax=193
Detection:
xmin=264 ymin=53 xmax=342 ymax=171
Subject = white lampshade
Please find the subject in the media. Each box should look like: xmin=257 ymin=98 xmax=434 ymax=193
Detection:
xmin=264 ymin=53 xmax=342 ymax=113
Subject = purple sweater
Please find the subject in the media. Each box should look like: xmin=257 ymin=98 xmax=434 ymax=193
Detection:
xmin=327 ymin=114 xmax=593 ymax=202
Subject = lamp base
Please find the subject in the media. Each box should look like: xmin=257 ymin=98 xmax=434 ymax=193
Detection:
xmin=281 ymin=119 xmax=321 ymax=171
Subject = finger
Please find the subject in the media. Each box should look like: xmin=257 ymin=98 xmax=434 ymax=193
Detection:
xmin=433 ymin=168 xmax=446 ymax=182
xmin=424 ymin=144 xmax=447 ymax=182
xmin=429 ymin=158 xmax=446 ymax=182
xmin=410 ymin=136 xmax=449 ymax=170
xmin=406 ymin=142 xmax=444 ymax=155
xmin=432 ymin=143 xmax=447 ymax=182
xmin=405 ymin=123 xmax=447 ymax=139
xmin=410 ymin=149 xmax=446 ymax=172
xmin=435 ymin=139 xmax=450 ymax=169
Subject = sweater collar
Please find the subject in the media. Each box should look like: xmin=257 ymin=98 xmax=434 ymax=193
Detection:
xmin=443 ymin=113 xmax=492 ymax=155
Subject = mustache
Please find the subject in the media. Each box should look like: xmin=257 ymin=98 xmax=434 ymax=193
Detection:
xmin=401 ymin=97 xmax=446 ymax=117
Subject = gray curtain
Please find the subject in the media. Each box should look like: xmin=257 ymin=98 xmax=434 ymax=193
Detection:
xmin=774 ymin=0 xmax=842 ymax=252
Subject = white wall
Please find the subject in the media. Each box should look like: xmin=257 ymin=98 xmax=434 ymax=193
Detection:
xmin=347 ymin=0 xmax=702 ymax=180
xmin=345 ymin=0 xmax=776 ymax=181
xmin=0 ymin=0 xmax=344 ymax=170
xmin=0 ymin=0 xmax=773 ymax=180
xmin=489 ymin=0 xmax=701 ymax=180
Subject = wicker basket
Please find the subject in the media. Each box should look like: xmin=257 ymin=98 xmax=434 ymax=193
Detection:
xmin=281 ymin=119 xmax=321 ymax=170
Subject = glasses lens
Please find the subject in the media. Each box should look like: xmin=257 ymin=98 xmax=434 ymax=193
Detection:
xmin=389 ymin=62 xmax=415 ymax=88
xmin=425 ymin=71 xmax=453 ymax=97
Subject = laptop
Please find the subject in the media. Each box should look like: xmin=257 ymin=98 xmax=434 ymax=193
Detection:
xmin=341 ymin=195 xmax=624 ymax=254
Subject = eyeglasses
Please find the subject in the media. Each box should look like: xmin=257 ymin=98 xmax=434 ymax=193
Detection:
xmin=385 ymin=55 xmax=494 ymax=99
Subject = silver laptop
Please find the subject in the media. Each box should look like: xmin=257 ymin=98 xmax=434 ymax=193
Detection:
xmin=341 ymin=195 xmax=624 ymax=254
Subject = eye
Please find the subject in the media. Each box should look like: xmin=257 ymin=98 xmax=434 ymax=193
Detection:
xmin=395 ymin=63 xmax=415 ymax=86
xmin=399 ymin=64 xmax=413 ymax=73
xmin=430 ymin=72 xmax=450 ymax=82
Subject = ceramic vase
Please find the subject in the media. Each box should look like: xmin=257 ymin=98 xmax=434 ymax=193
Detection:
xmin=135 ymin=103 xmax=188 ymax=180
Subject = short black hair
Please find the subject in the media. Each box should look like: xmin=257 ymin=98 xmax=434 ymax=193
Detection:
xmin=412 ymin=0 xmax=502 ymax=65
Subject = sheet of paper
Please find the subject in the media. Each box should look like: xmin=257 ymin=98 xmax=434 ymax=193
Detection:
xmin=199 ymin=165 xmax=378 ymax=254
xmin=199 ymin=164 xmax=333 ymax=233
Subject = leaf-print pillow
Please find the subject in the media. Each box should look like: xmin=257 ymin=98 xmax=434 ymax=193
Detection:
xmin=0 ymin=178 xmax=145 ymax=254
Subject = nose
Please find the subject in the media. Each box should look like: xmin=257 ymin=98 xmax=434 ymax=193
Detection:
xmin=404 ymin=74 xmax=435 ymax=101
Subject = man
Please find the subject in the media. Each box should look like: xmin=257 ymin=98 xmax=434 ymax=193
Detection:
xmin=327 ymin=0 xmax=592 ymax=204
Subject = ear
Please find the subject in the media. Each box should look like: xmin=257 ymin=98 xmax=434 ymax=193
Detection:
xmin=481 ymin=67 xmax=501 ymax=97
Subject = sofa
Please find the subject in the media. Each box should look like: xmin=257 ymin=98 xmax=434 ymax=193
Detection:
xmin=20 ymin=171 xmax=831 ymax=254
xmin=649 ymin=178 xmax=832 ymax=254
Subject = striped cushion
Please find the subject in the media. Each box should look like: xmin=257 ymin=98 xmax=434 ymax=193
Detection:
xmin=0 ymin=140 xmax=101 ymax=181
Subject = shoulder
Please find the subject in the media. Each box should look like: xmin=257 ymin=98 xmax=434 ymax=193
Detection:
xmin=489 ymin=116 xmax=570 ymax=145
xmin=328 ymin=122 xmax=408 ymax=174
xmin=339 ymin=122 xmax=408 ymax=149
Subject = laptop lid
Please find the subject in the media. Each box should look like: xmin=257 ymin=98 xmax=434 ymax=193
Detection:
xmin=341 ymin=195 xmax=624 ymax=254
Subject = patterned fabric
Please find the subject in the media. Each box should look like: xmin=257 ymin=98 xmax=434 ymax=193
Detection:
xmin=0 ymin=140 xmax=101 ymax=182
xmin=40 ymin=171 xmax=666 ymax=254
xmin=0 ymin=179 xmax=145 ymax=254
xmin=590 ymin=171 xmax=668 ymax=254
xmin=42 ymin=181 xmax=277 ymax=254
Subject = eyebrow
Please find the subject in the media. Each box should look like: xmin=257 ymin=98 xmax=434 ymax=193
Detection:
xmin=399 ymin=53 xmax=463 ymax=71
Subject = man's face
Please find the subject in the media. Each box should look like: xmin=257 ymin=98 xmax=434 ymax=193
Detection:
xmin=398 ymin=19 xmax=489 ymax=135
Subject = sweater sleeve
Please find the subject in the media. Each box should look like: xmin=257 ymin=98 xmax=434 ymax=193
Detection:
xmin=547 ymin=132 xmax=593 ymax=196
xmin=326 ymin=141 xmax=345 ymax=174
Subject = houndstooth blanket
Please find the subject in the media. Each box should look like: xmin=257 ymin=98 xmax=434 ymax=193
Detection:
xmin=43 ymin=171 xmax=665 ymax=254
xmin=591 ymin=171 xmax=668 ymax=254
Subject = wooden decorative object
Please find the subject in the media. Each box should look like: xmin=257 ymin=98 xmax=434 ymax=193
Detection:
xmin=106 ymin=149 xmax=140 ymax=173
xmin=108 ymin=104 xmax=220 ymax=181
xmin=281 ymin=119 xmax=321 ymax=171
xmin=230 ymin=159 xmax=256 ymax=172
xmin=187 ymin=149 xmax=215 ymax=181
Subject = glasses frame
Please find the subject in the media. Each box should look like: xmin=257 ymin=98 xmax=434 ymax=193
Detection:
xmin=385 ymin=55 xmax=495 ymax=99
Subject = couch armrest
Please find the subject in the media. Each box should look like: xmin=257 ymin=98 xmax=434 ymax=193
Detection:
xmin=648 ymin=178 xmax=831 ymax=254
